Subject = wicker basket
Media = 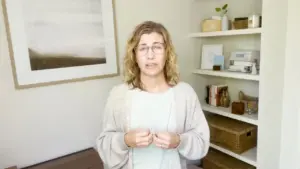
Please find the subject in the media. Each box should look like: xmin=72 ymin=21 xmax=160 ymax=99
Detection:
xmin=202 ymin=19 xmax=221 ymax=32
xmin=203 ymin=149 xmax=255 ymax=169
xmin=232 ymin=20 xmax=248 ymax=29
xmin=206 ymin=114 xmax=257 ymax=154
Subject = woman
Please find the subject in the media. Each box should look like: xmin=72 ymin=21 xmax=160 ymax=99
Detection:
xmin=96 ymin=21 xmax=210 ymax=169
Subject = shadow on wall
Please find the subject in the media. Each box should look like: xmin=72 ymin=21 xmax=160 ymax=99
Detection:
xmin=28 ymin=48 xmax=107 ymax=71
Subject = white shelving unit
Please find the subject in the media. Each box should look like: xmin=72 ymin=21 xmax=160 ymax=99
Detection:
xmin=190 ymin=0 xmax=262 ymax=168
xmin=210 ymin=143 xmax=257 ymax=167
xmin=192 ymin=69 xmax=260 ymax=81
xmin=201 ymin=101 xmax=258 ymax=125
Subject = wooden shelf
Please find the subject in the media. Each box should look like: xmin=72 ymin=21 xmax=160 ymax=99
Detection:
xmin=201 ymin=102 xmax=258 ymax=125
xmin=192 ymin=69 xmax=260 ymax=81
xmin=210 ymin=143 xmax=257 ymax=167
xmin=188 ymin=28 xmax=262 ymax=38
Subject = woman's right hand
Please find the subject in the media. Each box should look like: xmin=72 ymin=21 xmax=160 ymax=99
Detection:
xmin=124 ymin=129 xmax=153 ymax=148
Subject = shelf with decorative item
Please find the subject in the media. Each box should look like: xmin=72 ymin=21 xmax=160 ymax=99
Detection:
xmin=188 ymin=28 xmax=262 ymax=38
xmin=210 ymin=143 xmax=257 ymax=167
xmin=201 ymin=101 xmax=258 ymax=125
xmin=192 ymin=69 xmax=260 ymax=81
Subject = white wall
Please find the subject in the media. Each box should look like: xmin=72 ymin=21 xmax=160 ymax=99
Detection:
xmin=0 ymin=0 xmax=193 ymax=168
xmin=257 ymin=0 xmax=287 ymax=168
xmin=279 ymin=0 xmax=300 ymax=168
xmin=258 ymin=0 xmax=300 ymax=168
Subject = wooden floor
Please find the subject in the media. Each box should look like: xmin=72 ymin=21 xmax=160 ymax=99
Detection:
xmin=22 ymin=148 xmax=103 ymax=169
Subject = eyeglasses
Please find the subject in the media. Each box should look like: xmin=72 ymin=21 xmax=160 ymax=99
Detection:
xmin=136 ymin=43 xmax=165 ymax=56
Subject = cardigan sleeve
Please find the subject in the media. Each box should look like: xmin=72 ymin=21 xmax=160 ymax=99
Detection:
xmin=176 ymin=84 xmax=210 ymax=160
xmin=96 ymin=86 xmax=129 ymax=169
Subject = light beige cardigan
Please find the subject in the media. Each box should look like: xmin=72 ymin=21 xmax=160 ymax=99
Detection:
xmin=96 ymin=82 xmax=210 ymax=169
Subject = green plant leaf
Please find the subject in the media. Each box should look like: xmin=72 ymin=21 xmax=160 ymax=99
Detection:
xmin=222 ymin=4 xmax=228 ymax=10
xmin=215 ymin=7 xmax=221 ymax=12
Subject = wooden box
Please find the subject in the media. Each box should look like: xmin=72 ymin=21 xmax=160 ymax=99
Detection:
xmin=231 ymin=101 xmax=245 ymax=115
xmin=206 ymin=114 xmax=257 ymax=154
xmin=203 ymin=149 xmax=255 ymax=169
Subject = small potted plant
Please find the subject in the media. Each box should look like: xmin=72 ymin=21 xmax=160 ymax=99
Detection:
xmin=215 ymin=4 xmax=229 ymax=31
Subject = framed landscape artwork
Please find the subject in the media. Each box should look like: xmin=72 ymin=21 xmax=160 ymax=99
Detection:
xmin=2 ymin=0 xmax=119 ymax=89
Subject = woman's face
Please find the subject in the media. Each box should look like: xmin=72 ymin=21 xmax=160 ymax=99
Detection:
xmin=136 ymin=32 xmax=166 ymax=78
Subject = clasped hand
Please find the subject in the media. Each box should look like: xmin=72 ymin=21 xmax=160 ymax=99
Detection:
xmin=124 ymin=129 xmax=180 ymax=149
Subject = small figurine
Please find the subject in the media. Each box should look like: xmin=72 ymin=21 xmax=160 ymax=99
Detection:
xmin=220 ymin=89 xmax=230 ymax=108
xmin=223 ymin=90 xmax=230 ymax=107
xmin=220 ymin=90 xmax=225 ymax=107
xmin=251 ymin=63 xmax=257 ymax=75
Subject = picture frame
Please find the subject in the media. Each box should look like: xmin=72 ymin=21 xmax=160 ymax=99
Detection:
xmin=201 ymin=44 xmax=223 ymax=70
xmin=2 ymin=0 xmax=120 ymax=89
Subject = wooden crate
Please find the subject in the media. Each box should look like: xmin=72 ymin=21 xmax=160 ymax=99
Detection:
xmin=203 ymin=149 xmax=255 ymax=169
xmin=206 ymin=114 xmax=257 ymax=154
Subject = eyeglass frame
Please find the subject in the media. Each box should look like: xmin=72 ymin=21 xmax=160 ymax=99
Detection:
xmin=134 ymin=42 xmax=166 ymax=56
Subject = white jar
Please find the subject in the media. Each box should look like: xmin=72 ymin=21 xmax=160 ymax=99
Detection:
xmin=248 ymin=14 xmax=260 ymax=28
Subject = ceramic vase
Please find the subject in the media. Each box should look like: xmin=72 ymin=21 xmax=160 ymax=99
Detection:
xmin=221 ymin=15 xmax=229 ymax=31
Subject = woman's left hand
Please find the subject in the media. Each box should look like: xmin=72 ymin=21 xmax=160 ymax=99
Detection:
xmin=153 ymin=132 xmax=181 ymax=149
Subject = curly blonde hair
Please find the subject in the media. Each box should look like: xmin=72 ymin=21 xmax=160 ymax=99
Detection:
xmin=123 ymin=21 xmax=180 ymax=89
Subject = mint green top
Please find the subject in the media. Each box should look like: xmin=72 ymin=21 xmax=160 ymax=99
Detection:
xmin=130 ymin=88 xmax=181 ymax=169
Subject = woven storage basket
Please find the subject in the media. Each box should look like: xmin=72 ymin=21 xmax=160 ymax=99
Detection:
xmin=203 ymin=149 xmax=255 ymax=169
xmin=232 ymin=20 xmax=248 ymax=29
xmin=206 ymin=114 xmax=257 ymax=154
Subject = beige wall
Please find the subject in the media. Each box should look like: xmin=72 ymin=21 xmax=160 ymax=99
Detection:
xmin=0 ymin=1 xmax=194 ymax=168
